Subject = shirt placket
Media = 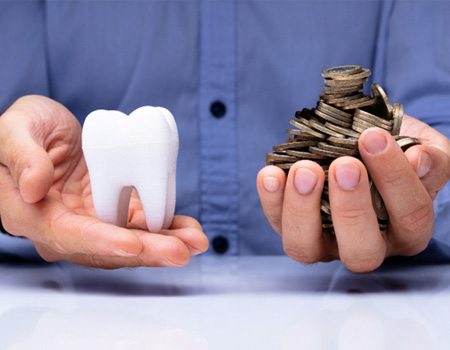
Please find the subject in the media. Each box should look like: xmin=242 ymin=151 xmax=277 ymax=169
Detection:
xmin=199 ymin=0 xmax=238 ymax=255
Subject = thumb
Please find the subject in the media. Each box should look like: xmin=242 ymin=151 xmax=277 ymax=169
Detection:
xmin=0 ymin=121 xmax=54 ymax=204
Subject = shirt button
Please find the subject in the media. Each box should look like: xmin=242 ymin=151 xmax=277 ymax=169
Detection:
xmin=210 ymin=100 xmax=227 ymax=118
xmin=212 ymin=235 xmax=229 ymax=254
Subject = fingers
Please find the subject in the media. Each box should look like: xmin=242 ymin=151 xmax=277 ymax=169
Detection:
xmin=328 ymin=157 xmax=386 ymax=272
xmin=0 ymin=112 xmax=54 ymax=203
xmin=359 ymin=128 xmax=434 ymax=256
xmin=257 ymin=165 xmax=286 ymax=234
xmin=35 ymin=229 xmax=194 ymax=269
xmin=281 ymin=161 xmax=336 ymax=263
xmin=404 ymin=144 xmax=450 ymax=199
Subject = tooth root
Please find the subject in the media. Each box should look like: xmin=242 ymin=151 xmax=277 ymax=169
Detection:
xmin=90 ymin=182 xmax=133 ymax=228
xmin=135 ymin=181 xmax=168 ymax=233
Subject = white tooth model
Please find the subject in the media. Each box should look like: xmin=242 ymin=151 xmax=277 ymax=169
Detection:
xmin=82 ymin=106 xmax=179 ymax=233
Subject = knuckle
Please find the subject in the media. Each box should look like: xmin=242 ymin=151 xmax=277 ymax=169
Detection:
xmin=334 ymin=207 xmax=367 ymax=226
xmin=381 ymin=165 xmax=406 ymax=187
xmin=283 ymin=246 xmax=320 ymax=264
xmin=398 ymin=200 xmax=433 ymax=234
xmin=341 ymin=253 xmax=384 ymax=273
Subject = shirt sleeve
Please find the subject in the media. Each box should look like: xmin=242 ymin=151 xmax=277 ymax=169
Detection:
xmin=374 ymin=1 xmax=450 ymax=261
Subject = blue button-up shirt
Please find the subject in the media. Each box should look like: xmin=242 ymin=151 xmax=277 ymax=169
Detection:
xmin=1 ymin=0 xmax=449 ymax=260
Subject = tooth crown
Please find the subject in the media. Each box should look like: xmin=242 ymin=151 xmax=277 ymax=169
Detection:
xmin=82 ymin=106 xmax=179 ymax=233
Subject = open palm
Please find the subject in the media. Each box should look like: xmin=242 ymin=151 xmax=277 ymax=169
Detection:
xmin=0 ymin=96 xmax=208 ymax=268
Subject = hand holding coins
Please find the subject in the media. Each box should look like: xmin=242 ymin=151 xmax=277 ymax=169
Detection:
xmin=266 ymin=65 xmax=420 ymax=232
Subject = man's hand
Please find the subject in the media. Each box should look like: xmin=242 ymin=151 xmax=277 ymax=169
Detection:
xmin=0 ymin=95 xmax=208 ymax=268
xmin=257 ymin=115 xmax=450 ymax=273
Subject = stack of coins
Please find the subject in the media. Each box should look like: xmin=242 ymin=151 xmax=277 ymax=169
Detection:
xmin=266 ymin=65 xmax=420 ymax=232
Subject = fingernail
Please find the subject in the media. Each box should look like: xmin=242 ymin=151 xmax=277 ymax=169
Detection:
xmin=294 ymin=167 xmax=318 ymax=195
xmin=189 ymin=247 xmax=203 ymax=256
xmin=362 ymin=128 xmax=388 ymax=155
xmin=335 ymin=162 xmax=361 ymax=190
xmin=263 ymin=176 xmax=280 ymax=193
xmin=417 ymin=151 xmax=432 ymax=178
xmin=113 ymin=249 xmax=138 ymax=257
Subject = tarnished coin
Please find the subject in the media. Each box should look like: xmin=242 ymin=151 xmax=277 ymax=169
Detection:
xmin=309 ymin=146 xmax=343 ymax=158
xmin=290 ymin=119 xmax=328 ymax=139
xmin=341 ymin=97 xmax=376 ymax=110
xmin=286 ymin=129 xmax=321 ymax=139
xmin=321 ymin=65 xmax=362 ymax=79
xmin=317 ymin=101 xmax=353 ymax=119
xmin=309 ymin=119 xmax=346 ymax=138
xmin=266 ymin=152 xmax=298 ymax=163
xmin=324 ymin=77 xmax=368 ymax=88
xmin=370 ymin=183 xmax=388 ymax=221
xmin=352 ymin=117 xmax=392 ymax=131
xmin=327 ymin=136 xmax=359 ymax=149
xmin=321 ymin=93 xmax=364 ymax=104
xmin=275 ymin=163 xmax=294 ymax=170
xmin=391 ymin=103 xmax=404 ymax=136
xmin=329 ymin=68 xmax=372 ymax=81
xmin=354 ymin=109 xmax=392 ymax=128
xmin=324 ymin=122 xmax=361 ymax=138
xmin=316 ymin=105 xmax=353 ymax=123
xmin=320 ymin=199 xmax=332 ymax=215
xmin=396 ymin=136 xmax=420 ymax=150
xmin=317 ymin=142 xmax=358 ymax=156
xmin=273 ymin=141 xmax=318 ymax=151
xmin=371 ymin=83 xmax=393 ymax=117
xmin=324 ymin=84 xmax=364 ymax=94
xmin=285 ymin=150 xmax=327 ymax=159
xmin=314 ymin=109 xmax=352 ymax=128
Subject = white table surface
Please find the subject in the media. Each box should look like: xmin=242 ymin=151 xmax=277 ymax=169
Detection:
xmin=0 ymin=255 xmax=449 ymax=350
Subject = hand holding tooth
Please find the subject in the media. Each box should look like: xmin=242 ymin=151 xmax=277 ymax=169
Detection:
xmin=0 ymin=95 xmax=208 ymax=268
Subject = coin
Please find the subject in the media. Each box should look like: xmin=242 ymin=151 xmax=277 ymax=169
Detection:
xmin=329 ymin=68 xmax=371 ymax=81
xmin=285 ymin=150 xmax=327 ymax=159
xmin=371 ymin=183 xmax=388 ymax=221
xmin=352 ymin=117 xmax=392 ymax=131
xmin=396 ymin=136 xmax=420 ymax=150
xmin=266 ymin=65 xmax=420 ymax=233
xmin=309 ymin=146 xmax=343 ymax=158
xmin=290 ymin=119 xmax=328 ymax=139
xmin=317 ymin=142 xmax=358 ymax=156
xmin=309 ymin=119 xmax=347 ymax=138
xmin=317 ymin=101 xmax=353 ymax=119
xmin=371 ymin=83 xmax=393 ymax=117
xmin=354 ymin=109 xmax=392 ymax=128
xmin=273 ymin=141 xmax=318 ymax=151
xmin=286 ymin=129 xmax=321 ymax=139
xmin=391 ymin=103 xmax=404 ymax=136
xmin=324 ymin=122 xmax=361 ymax=138
xmin=314 ymin=109 xmax=352 ymax=128
xmin=266 ymin=152 xmax=298 ymax=163
xmin=321 ymin=65 xmax=362 ymax=79
xmin=324 ymin=77 xmax=367 ymax=87
xmin=327 ymin=136 xmax=358 ymax=149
